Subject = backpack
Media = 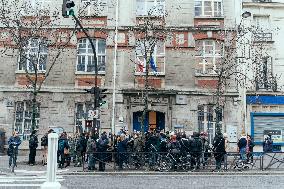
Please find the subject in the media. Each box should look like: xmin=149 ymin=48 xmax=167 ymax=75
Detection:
xmin=191 ymin=138 xmax=202 ymax=152
xmin=41 ymin=135 xmax=48 ymax=146
xmin=58 ymin=139 xmax=66 ymax=152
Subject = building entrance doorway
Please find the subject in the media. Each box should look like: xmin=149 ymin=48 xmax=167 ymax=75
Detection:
xmin=133 ymin=111 xmax=165 ymax=132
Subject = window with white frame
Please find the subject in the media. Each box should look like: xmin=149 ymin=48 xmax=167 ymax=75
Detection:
xmin=80 ymin=0 xmax=107 ymax=16
xmin=195 ymin=40 xmax=223 ymax=75
xmin=136 ymin=0 xmax=165 ymax=16
xmin=194 ymin=0 xmax=223 ymax=17
xmin=19 ymin=38 xmax=48 ymax=72
xmin=77 ymin=38 xmax=106 ymax=72
xmin=197 ymin=104 xmax=222 ymax=144
xmin=75 ymin=102 xmax=93 ymax=133
xmin=14 ymin=101 xmax=40 ymax=140
xmin=135 ymin=40 xmax=165 ymax=75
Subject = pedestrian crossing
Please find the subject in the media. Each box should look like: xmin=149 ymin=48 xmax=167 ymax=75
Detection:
xmin=0 ymin=169 xmax=65 ymax=188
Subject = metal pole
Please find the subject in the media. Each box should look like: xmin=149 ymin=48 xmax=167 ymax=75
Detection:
xmin=111 ymin=0 xmax=119 ymax=134
xmin=41 ymin=133 xmax=60 ymax=189
xmin=72 ymin=15 xmax=98 ymax=135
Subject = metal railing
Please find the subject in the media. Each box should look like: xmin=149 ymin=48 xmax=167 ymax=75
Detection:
xmin=62 ymin=151 xmax=284 ymax=172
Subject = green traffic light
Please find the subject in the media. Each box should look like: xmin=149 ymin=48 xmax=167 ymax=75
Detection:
xmin=69 ymin=9 xmax=74 ymax=16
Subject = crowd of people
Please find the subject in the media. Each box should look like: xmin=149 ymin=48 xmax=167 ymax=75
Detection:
xmin=6 ymin=128 xmax=275 ymax=171
xmin=38 ymin=129 xmax=249 ymax=171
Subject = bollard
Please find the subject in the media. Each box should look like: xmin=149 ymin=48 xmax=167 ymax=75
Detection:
xmin=41 ymin=133 xmax=61 ymax=189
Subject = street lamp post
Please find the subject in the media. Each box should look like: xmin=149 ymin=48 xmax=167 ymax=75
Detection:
xmin=237 ymin=11 xmax=252 ymax=135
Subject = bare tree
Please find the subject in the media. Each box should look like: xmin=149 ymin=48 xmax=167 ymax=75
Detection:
xmin=206 ymin=17 xmax=280 ymax=134
xmin=132 ymin=7 xmax=167 ymax=137
xmin=0 ymin=0 xmax=77 ymax=132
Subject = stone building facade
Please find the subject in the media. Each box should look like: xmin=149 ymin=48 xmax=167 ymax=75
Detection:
xmin=240 ymin=0 xmax=284 ymax=151
xmin=0 ymin=0 xmax=243 ymax=148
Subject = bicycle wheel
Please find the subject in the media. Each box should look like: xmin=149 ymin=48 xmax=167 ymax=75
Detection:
xmin=158 ymin=156 xmax=172 ymax=172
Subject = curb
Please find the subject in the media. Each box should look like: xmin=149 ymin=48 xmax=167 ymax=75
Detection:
xmin=58 ymin=170 xmax=284 ymax=176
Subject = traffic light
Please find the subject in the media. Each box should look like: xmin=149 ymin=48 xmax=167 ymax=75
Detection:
xmin=95 ymin=88 xmax=107 ymax=107
xmin=85 ymin=120 xmax=93 ymax=128
xmin=62 ymin=0 xmax=75 ymax=18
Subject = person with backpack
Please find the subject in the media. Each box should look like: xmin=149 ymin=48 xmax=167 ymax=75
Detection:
xmin=57 ymin=133 xmax=69 ymax=169
xmin=189 ymin=132 xmax=202 ymax=170
xmin=28 ymin=130 xmax=38 ymax=165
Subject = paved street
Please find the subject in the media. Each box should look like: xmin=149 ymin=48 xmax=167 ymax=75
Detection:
xmin=1 ymin=173 xmax=284 ymax=189
xmin=1 ymin=155 xmax=284 ymax=189
xmin=61 ymin=174 xmax=284 ymax=189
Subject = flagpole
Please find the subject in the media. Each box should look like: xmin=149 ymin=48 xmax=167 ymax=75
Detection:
xmin=111 ymin=0 xmax=119 ymax=134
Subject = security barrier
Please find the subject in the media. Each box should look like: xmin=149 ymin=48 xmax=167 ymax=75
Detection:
xmin=61 ymin=151 xmax=284 ymax=172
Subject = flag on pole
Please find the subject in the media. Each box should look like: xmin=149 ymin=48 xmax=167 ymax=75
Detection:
xmin=150 ymin=56 xmax=158 ymax=73
xmin=136 ymin=57 xmax=145 ymax=72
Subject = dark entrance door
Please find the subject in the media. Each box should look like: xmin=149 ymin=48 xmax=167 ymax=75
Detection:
xmin=133 ymin=111 xmax=165 ymax=132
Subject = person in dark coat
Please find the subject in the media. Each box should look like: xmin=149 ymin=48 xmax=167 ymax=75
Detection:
xmin=213 ymin=132 xmax=226 ymax=170
xmin=87 ymin=136 xmax=97 ymax=170
xmin=75 ymin=133 xmax=87 ymax=167
xmin=189 ymin=132 xmax=202 ymax=170
xmin=8 ymin=131 xmax=22 ymax=167
xmin=57 ymin=133 xmax=69 ymax=169
xmin=117 ymin=134 xmax=128 ymax=170
xmin=28 ymin=130 xmax=38 ymax=165
xmin=247 ymin=135 xmax=254 ymax=163
xmin=97 ymin=132 xmax=109 ymax=171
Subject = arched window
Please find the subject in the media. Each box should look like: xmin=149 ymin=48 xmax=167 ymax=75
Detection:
xmin=77 ymin=38 xmax=106 ymax=72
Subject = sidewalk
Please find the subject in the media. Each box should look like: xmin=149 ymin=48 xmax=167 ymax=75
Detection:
xmin=0 ymin=155 xmax=82 ymax=175
xmin=2 ymin=155 xmax=284 ymax=176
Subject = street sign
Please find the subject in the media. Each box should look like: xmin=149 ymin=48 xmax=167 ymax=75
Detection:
xmin=88 ymin=110 xmax=98 ymax=120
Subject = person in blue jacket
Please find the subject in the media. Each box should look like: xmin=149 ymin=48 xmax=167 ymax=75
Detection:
xmin=8 ymin=131 xmax=22 ymax=167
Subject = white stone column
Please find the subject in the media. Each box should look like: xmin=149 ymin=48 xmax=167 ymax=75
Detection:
xmin=41 ymin=133 xmax=61 ymax=189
